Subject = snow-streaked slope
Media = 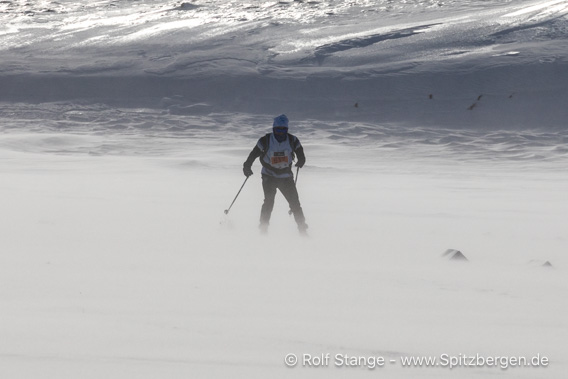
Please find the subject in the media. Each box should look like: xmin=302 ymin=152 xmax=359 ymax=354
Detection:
xmin=2 ymin=0 xmax=568 ymax=126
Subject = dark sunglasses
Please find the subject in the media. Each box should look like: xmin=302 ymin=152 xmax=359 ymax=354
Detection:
xmin=274 ymin=127 xmax=288 ymax=133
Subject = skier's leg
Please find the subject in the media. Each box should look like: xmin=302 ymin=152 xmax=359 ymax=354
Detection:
xmin=260 ymin=175 xmax=277 ymax=228
xmin=278 ymin=177 xmax=307 ymax=231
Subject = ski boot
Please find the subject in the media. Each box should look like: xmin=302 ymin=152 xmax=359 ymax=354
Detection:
xmin=298 ymin=223 xmax=309 ymax=237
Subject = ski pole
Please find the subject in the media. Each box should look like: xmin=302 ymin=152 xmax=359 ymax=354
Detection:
xmin=224 ymin=176 xmax=249 ymax=215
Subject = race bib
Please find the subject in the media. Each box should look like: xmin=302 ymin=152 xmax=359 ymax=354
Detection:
xmin=271 ymin=152 xmax=289 ymax=165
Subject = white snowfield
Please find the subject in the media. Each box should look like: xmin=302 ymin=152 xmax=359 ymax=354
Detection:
xmin=0 ymin=0 xmax=567 ymax=378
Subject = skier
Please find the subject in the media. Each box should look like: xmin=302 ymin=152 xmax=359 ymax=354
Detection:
xmin=243 ymin=114 xmax=308 ymax=235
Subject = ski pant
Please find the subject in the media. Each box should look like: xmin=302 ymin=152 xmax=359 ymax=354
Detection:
xmin=260 ymin=174 xmax=306 ymax=227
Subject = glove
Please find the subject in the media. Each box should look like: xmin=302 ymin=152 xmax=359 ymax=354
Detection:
xmin=243 ymin=166 xmax=253 ymax=177
xmin=295 ymin=159 xmax=305 ymax=168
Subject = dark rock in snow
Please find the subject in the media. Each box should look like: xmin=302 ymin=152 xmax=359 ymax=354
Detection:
xmin=528 ymin=260 xmax=554 ymax=268
xmin=442 ymin=249 xmax=468 ymax=261
xmin=173 ymin=3 xmax=199 ymax=11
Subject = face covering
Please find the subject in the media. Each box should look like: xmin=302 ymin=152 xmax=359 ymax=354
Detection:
xmin=273 ymin=127 xmax=288 ymax=142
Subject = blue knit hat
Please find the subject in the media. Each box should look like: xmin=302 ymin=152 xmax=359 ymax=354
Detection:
xmin=273 ymin=114 xmax=289 ymax=128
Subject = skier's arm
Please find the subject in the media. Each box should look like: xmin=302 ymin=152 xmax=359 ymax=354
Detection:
xmin=295 ymin=145 xmax=306 ymax=168
xmin=289 ymin=135 xmax=306 ymax=168
xmin=243 ymin=145 xmax=261 ymax=177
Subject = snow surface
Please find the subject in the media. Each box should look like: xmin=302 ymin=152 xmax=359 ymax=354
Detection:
xmin=1 ymin=0 xmax=567 ymax=378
